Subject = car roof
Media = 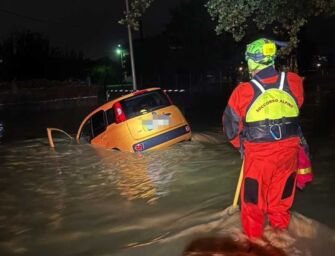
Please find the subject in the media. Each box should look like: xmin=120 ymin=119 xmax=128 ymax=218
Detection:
xmin=99 ymin=87 xmax=161 ymax=111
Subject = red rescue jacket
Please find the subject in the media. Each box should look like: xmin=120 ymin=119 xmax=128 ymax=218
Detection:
xmin=223 ymin=66 xmax=304 ymax=148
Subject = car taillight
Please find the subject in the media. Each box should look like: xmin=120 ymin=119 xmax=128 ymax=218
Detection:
xmin=185 ymin=125 xmax=191 ymax=132
xmin=134 ymin=143 xmax=144 ymax=152
xmin=114 ymin=101 xmax=126 ymax=123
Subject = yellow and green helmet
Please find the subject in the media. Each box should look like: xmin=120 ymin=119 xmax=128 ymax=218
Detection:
xmin=245 ymin=38 xmax=277 ymax=73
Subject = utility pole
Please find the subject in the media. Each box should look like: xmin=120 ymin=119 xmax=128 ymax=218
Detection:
xmin=125 ymin=0 xmax=137 ymax=90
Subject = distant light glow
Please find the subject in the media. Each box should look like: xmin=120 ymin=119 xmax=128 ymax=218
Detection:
xmin=116 ymin=48 xmax=122 ymax=55
xmin=115 ymin=44 xmax=124 ymax=56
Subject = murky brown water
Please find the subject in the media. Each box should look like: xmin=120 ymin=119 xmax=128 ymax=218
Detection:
xmin=0 ymin=129 xmax=242 ymax=255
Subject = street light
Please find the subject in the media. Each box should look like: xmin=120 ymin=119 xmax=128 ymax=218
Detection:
xmin=116 ymin=44 xmax=125 ymax=68
xmin=116 ymin=44 xmax=127 ymax=81
xmin=116 ymin=45 xmax=122 ymax=56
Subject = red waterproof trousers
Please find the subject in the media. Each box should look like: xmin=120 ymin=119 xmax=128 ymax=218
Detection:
xmin=241 ymin=137 xmax=299 ymax=238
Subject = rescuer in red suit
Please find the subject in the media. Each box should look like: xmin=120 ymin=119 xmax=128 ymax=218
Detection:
xmin=223 ymin=38 xmax=304 ymax=239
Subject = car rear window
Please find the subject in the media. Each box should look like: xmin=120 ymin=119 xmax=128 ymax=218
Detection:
xmin=121 ymin=90 xmax=171 ymax=119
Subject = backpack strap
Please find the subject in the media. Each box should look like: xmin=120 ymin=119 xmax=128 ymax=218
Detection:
xmin=250 ymin=79 xmax=265 ymax=93
xmin=251 ymin=72 xmax=286 ymax=92
xmin=279 ymin=72 xmax=285 ymax=90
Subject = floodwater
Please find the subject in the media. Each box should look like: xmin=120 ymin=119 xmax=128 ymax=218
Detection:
xmin=1 ymin=83 xmax=335 ymax=256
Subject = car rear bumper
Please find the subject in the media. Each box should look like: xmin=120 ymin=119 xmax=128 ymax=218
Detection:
xmin=132 ymin=125 xmax=191 ymax=152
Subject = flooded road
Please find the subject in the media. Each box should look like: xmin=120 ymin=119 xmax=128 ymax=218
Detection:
xmin=0 ymin=130 xmax=242 ymax=255
xmin=1 ymin=82 xmax=335 ymax=255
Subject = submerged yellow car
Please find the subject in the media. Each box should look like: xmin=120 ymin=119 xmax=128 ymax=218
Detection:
xmin=76 ymin=88 xmax=191 ymax=152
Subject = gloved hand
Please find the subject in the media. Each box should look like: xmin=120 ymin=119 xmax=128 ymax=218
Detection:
xmin=296 ymin=145 xmax=313 ymax=190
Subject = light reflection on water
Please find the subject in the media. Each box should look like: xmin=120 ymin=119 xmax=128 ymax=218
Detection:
xmin=0 ymin=133 xmax=241 ymax=255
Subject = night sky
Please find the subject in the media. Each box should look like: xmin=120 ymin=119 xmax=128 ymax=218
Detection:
xmin=1 ymin=1 xmax=334 ymax=61
xmin=0 ymin=0 xmax=187 ymax=59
